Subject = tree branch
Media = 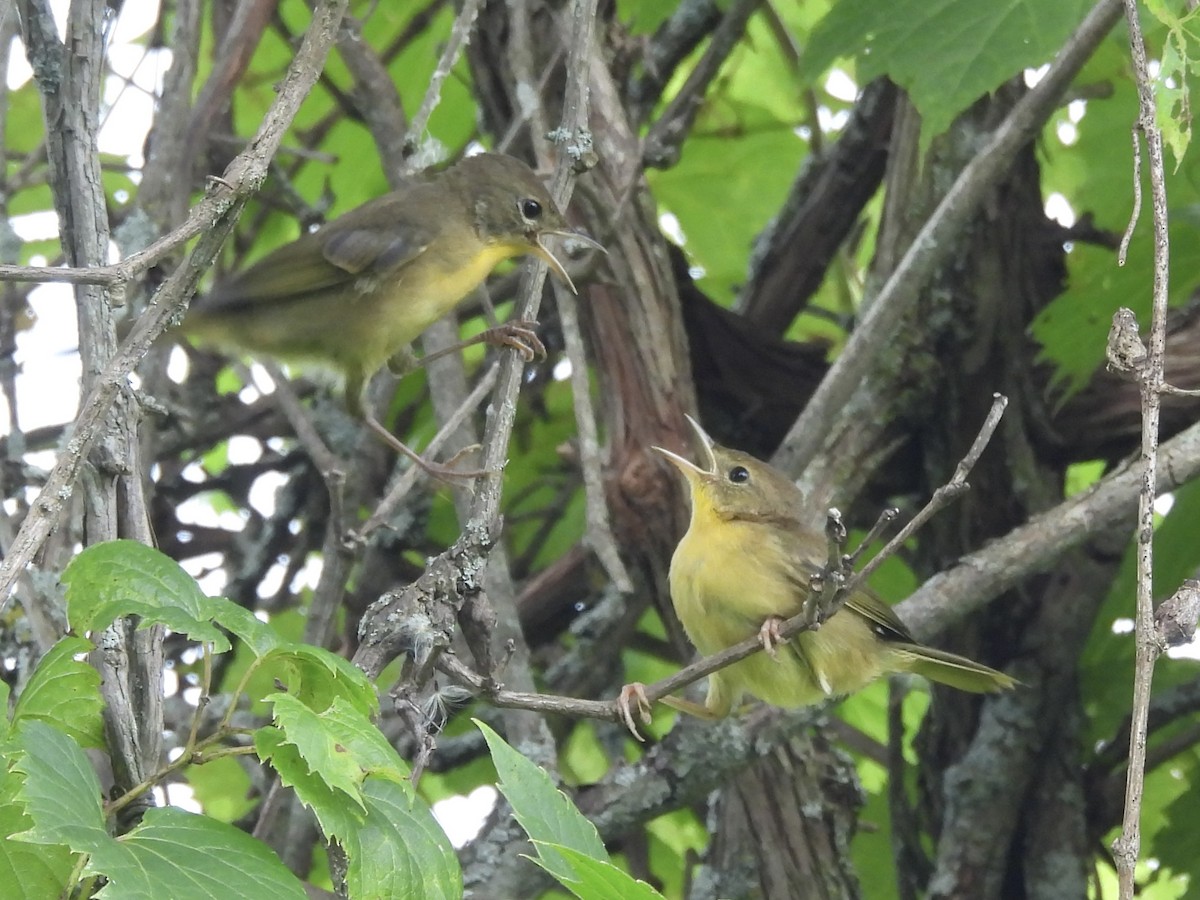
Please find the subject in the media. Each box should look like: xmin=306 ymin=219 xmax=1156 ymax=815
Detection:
xmin=775 ymin=0 xmax=1124 ymax=498
xmin=0 ymin=0 xmax=352 ymax=608
xmin=1112 ymin=0 xmax=1173 ymax=892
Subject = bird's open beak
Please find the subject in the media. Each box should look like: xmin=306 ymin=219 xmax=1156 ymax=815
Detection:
xmin=533 ymin=230 xmax=605 ymax=295
xmin=652 ymin=414 xmax=718 ymax=479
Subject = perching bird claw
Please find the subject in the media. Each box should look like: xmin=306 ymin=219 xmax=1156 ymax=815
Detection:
xmin=758 ymin=615 xmax=786 ymax=659
xmin=616 ymin=682 xmax=653 ymax=742
xmin=480 ymin=320 xmax=546 ymax=362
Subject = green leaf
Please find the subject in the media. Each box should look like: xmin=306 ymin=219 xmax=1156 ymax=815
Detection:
xmin=1155 ymin=35 xmax=1192 ymax=167
xmin=254 ymin=726 xmax=366 ymax=840
xmin=475 ymin=719 xmax=608 ymax=883
xmin=183 ymin=756 xmax=256 ymax=823
xmin=342 ymin=777 xmax=461 ymax=900
xmin=11 ymin=720 xmax=106 ymax=850
xmin=256 ymin=692 xmax=411 ymax=842
xmin=208 ymin=597 xmax=283 ymax=658
xmin=0 ymin=763 xmax=75 ymax=897
xmin=264 ymin=693 xmax=377 ymax=803
xmin=530 ymin=842 xmax=665 ymax=900
xmin=801 ymin=0 xmax=1094 ymax=142
xmin=649 ymin=128 xmax=804 ymax=298
xmin=258 ymin=645 xmax=378 ymax=718
xmin=12 ymin=636 xmax=105 ymax=749
xmin=1144 ymin=0 xmax=1199 ymax=167
xmin=87 ymin=806 xmax=307 ymax=900
xmin=62 ymin=540 xmax=231 ymax=651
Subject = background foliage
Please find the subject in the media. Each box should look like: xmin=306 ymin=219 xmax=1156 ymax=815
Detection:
xmin=2 ymin=0 xmax=1200 ymax=898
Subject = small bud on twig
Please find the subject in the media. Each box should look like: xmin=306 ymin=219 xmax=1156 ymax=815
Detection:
xmin=1106 ymin=307 xmax=1148 ymax=377
xmin=1154 ymin=579 xmax=1200 ymax=648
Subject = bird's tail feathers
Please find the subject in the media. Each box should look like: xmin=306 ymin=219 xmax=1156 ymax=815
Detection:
xmin=895 ymin=644 xmax=1017 ymax=694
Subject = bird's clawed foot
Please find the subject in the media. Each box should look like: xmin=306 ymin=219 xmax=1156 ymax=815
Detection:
xmin=480 ymin=320 xmax=545 ymax=362
xmin=616 ymin=682 xmax=653 ymax=742
xmin=365 ymin=415 xmax=492 ymax=481
xmin=758 ymin=615 xmax=787 ymax=659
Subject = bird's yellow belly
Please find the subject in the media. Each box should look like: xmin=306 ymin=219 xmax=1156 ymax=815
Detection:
xmin=189 ymin=241 xmax=524 ymax=379
xmin=344 ymin=240 xmax=524 ymax=373
xmin=669 ymin=520 xmax=887 ymax=709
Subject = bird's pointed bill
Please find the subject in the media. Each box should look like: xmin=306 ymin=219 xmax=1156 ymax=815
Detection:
xmin=533 ymin=229 xmax=605 ymax=295
xmin=683 ymin=414 xmax=719 ymax=475
xmin=531 ymin=239 xmax=577 ymax=293
xmin=653 ymin=414 xmax=718 ymax=478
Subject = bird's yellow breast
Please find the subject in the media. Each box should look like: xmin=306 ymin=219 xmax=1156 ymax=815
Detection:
xmin=334 ymin=238 xmax=528 ymax=377
xmin=669 ymin=503 xmax=889 ymax=709
xmin=373 ymin=239 xmax=527 ymax=344
xmin=669 ymin=503 xmax=800 ymax=647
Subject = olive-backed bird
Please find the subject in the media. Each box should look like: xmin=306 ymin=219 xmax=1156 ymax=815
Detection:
xmin=183 ymin=152 xmax=602 ymax=477
xmin=618 ymin=415 xmax=1015 ymax=734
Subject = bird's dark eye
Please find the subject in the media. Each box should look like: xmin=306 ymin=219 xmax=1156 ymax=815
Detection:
xmin=519 ymin=198 xmax=543 ymax=221
xmin=728 ymin=466 xmax=750 ymax=484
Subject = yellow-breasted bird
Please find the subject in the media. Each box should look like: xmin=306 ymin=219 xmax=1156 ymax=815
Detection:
xmin=183 ymin=152 xmax=601 ymax=477
xmin=619 ymin=415 xmax=1014 ymax=733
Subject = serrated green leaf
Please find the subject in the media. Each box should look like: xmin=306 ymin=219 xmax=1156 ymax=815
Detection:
xmin=475 ymin=719 xmax=608 ymax=883
xmin=343 ymin=777 xmax=461 ymax=900
xmin=12 ymin=636 xmax=105 ymax=749
xmin=530 ymin=842 xmax=665 ymax=900
xmin=801 ymin=0 xmax=1094 ymax=142
xmin=258 ymin=645 xmax=378 ymax=718
xmin=303 ymin=697 xmax=409 ymax=782
xmin=254 ymin=726 xmax=366 ymax=840
xmin=264 ymin=693 xmax=371 ymax=804
xmin=86 ymin=806 xmax=307 ymax=900
xmin=11 ymin=720 xmax=106 ymax=850
xmin=0 ymin=764 xmax=75 ymax=898
xmin=62 ymin=540 xmax=230 ymax=651
xmin=256 ymin=691 xmax=411 ymax=840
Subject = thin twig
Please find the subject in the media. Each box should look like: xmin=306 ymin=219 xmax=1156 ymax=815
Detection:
xmin=642 ymin=0 xmax=763 ymax=168
xmin=403 ymin=0 xmax=484 ymax=160
xmin=1118 ymin=126 xmax=1143 ymax=265
xmin=1112 ymin=0 xmax=1171 ymax=894
xmin=845 ymin=506 xmax=900 ymax=569
xmin=555 ymin=280 xmax=633 ymax=592
xmin=1160 ymin=383 xmax=1200 ymax=398
xmin=850 ymin=393 xmax=1008 ymax=595
xmin=256 ymin=361 xmax=343 ymax=477
xmin=627 ymin=0 xmax=721 ymax=121
xmin=438 ymin=652 xmax=614 ymax=720
xmin=354 ymin=362 xmax=499 ymax=540
xmin=0 ymin=262 xmax=127 ymax=285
